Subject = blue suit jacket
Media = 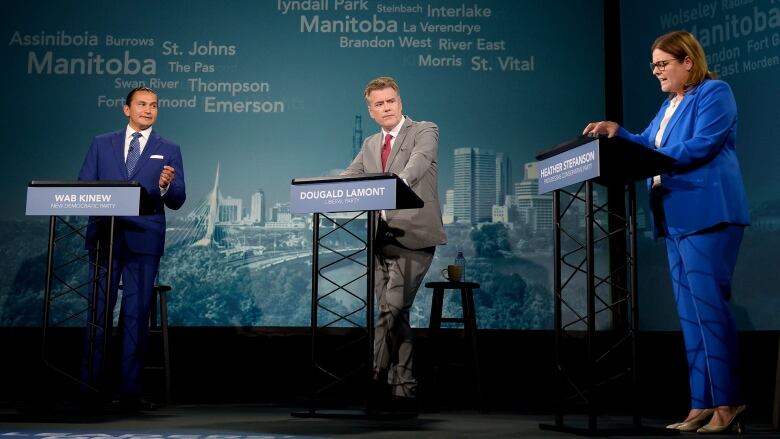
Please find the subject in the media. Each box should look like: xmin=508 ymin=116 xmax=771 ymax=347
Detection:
xmin=618 ymin=79 xmax=749 ymax=237
xmin=78 ymin=128 xmax=186 ymax=255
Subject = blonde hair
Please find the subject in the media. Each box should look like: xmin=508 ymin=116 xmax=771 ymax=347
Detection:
xmin=652 ymin=30 xmax=717 ymax=90
xmin=364 ymin=76 xmax=400 ymax=103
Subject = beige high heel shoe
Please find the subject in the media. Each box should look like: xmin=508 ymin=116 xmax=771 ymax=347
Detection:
xmin=665 ymin=408 xmax=715 ymax=432
xmin=696 ymin=405 xmax=746 ymax=434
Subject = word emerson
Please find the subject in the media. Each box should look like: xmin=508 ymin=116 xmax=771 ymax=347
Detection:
xmin=54 ymin=194 xmax=112 ymax=202
xmin=299 ymin=187 xmax=386 ymax=199
xmin=540 ymin=151 xmax=596 ymax=178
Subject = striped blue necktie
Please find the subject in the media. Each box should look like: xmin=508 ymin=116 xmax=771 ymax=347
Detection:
xmin=126 ymin=132 xmax=142 ymax=176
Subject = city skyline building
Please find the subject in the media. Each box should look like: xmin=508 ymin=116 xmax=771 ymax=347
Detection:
xmin=514 ymin=170 xmax=553 ymax=232
xmin=492 ymin=200 xmax=512 ymax=225
xmin=443 ymin=188 xmax=455 ymax=224
xmin=352 ymin=115 xmax=363 ymax=162
xmin=250 ymin=189 xmax=266 ymax=225
xmin=524 ymin=162 xmax=539 ymax=180
xmin=219 ymin=195 xmax=243 ymax=223
xmin=271 ymin=202 xmax=292 ymax=223
xmin=496 ymin=153 xmax=512 ymax=204
xmin=454 ymin=147 xmax=497 ymax=224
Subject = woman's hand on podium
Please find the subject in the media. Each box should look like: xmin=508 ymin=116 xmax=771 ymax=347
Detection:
xmin=582 ymin=121 xmax=619 ymax=138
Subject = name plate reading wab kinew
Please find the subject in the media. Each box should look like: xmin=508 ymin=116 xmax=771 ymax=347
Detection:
xmin=26 ymin=186 xmax=141 ymax=216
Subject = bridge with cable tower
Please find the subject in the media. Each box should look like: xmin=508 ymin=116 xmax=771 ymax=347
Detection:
xmin=164 ymin=163 xmax=366 ymax=271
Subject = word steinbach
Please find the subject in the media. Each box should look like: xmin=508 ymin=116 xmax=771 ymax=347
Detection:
xmin=278 ymin=2 xmax=493 ymax=18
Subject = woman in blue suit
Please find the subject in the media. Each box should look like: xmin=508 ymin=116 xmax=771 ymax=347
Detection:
xmin=583 ymin=31 xmax=749 ymax=434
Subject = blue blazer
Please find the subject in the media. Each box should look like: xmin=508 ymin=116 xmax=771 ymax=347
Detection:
xmin=78 ymin=128 xmax=186 ymax=255
xmin=618 ymin=79 xmax=749 ymax=237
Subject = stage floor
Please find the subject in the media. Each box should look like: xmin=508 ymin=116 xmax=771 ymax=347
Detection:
xmin=1 ymin=403 xmax=775 ymax=438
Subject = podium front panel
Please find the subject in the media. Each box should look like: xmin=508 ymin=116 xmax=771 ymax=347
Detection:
xmin=290 ymin=177 xmax=398 ymax=214
xmin=536 ymin=136 xmax=675 ymax=193
xmin=26 ymin=186 xmax=141 ymax=216
xmin=537 ymin=139 xmax=600 ymax=194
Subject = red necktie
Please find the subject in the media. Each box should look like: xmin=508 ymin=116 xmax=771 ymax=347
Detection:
xmin=381 ymin=133 xmax=393 ymax=170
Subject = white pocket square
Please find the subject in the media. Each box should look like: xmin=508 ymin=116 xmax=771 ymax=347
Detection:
xmin=150 ymin=155 xmax=164 ymax=159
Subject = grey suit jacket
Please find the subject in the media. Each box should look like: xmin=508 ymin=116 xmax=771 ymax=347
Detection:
xmin=343 ymin=117 xmax=446 ymax=249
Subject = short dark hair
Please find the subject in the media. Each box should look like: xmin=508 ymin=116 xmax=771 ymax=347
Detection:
xmin=125 ymin=87 xmax=157 ymax=106
xmin=364 ymin=76 xmax=400 ymax=104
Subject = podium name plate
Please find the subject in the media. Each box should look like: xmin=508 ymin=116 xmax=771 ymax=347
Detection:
xmin=290 ymin=178 xmax=397 ymax=214
xmin=537 ymin=139 xmax=600 ymax=195
xmin=26 ymin=185 xmax=141 ymax=216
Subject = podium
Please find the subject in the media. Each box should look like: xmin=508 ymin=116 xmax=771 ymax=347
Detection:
xmin=289 ymin=173 xmax=423 ymax=418
xmin=534 ymin=136 xmax=676 ymax=435
xmin=26 ymin=180 xmax=141 ymax=394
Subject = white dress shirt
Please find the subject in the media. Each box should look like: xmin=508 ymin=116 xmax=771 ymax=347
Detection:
xmin=125 ymin=125 xmax=169 ymax=195
xmin=124 ymin=125 xmax=153 ymax=161
xmin=381 ymin=115 xmax=406 ymax=154
xmin=652 ymin=96 xmax=682 ymax=187
xmin=380 ymin=116 xmax=407 ymax=220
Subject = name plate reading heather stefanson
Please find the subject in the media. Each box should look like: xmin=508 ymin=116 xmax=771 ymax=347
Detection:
xmin=290 ymin=177 xmax=398 ymax=214
xmin=537 ymin=139 xmax=600 ymax=194
xmin=26 ymin=181 xmax=141 ymax=216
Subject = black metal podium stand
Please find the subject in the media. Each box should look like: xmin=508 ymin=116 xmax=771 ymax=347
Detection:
xmin=26 ymin=180 xmax=141 ymax=396
xmin=534 ymin=136 xmax=677 ymax=435
xmin=288 ymin=173 xmax=423 ymax=418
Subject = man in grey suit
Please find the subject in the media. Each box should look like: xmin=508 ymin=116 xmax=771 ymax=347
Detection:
xmin=342 ymin=77 xmax=446 ymax=404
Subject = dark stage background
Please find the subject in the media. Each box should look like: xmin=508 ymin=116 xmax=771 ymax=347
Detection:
xmin=2 ymin=0 xmax=780 ymax=420
xmin=3 ymin=1 xmax=778 ymax=332
xmin=2 ymin=327 xmax=779 ymax=423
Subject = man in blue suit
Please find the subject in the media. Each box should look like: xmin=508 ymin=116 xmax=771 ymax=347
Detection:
xmin=79 ymin=87 xmax=186 ymax=411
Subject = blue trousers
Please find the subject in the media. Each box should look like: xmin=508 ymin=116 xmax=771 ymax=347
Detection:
xmin=665 ymin=224 xmax=744 ymax=408
xmin=81 ymin=234 xmax=160 ymax=399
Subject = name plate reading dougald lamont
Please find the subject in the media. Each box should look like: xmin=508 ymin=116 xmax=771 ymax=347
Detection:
xmin=537 ymin=138 xmax=600 ymax=194
xmin=290 ymin=177 xmax=397 ymax=214
xmin=26 ymin=183 xmax=141 ymax=216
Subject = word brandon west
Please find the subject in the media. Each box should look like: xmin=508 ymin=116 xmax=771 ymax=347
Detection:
xmin=540 ymin=151 xmax=596 ymax=178
xmin=299 ymin=187 xmax=386 ymax=199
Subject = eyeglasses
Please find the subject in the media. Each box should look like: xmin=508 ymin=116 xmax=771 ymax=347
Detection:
xmin=649 ymin=59 xmax=679 ymax=72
